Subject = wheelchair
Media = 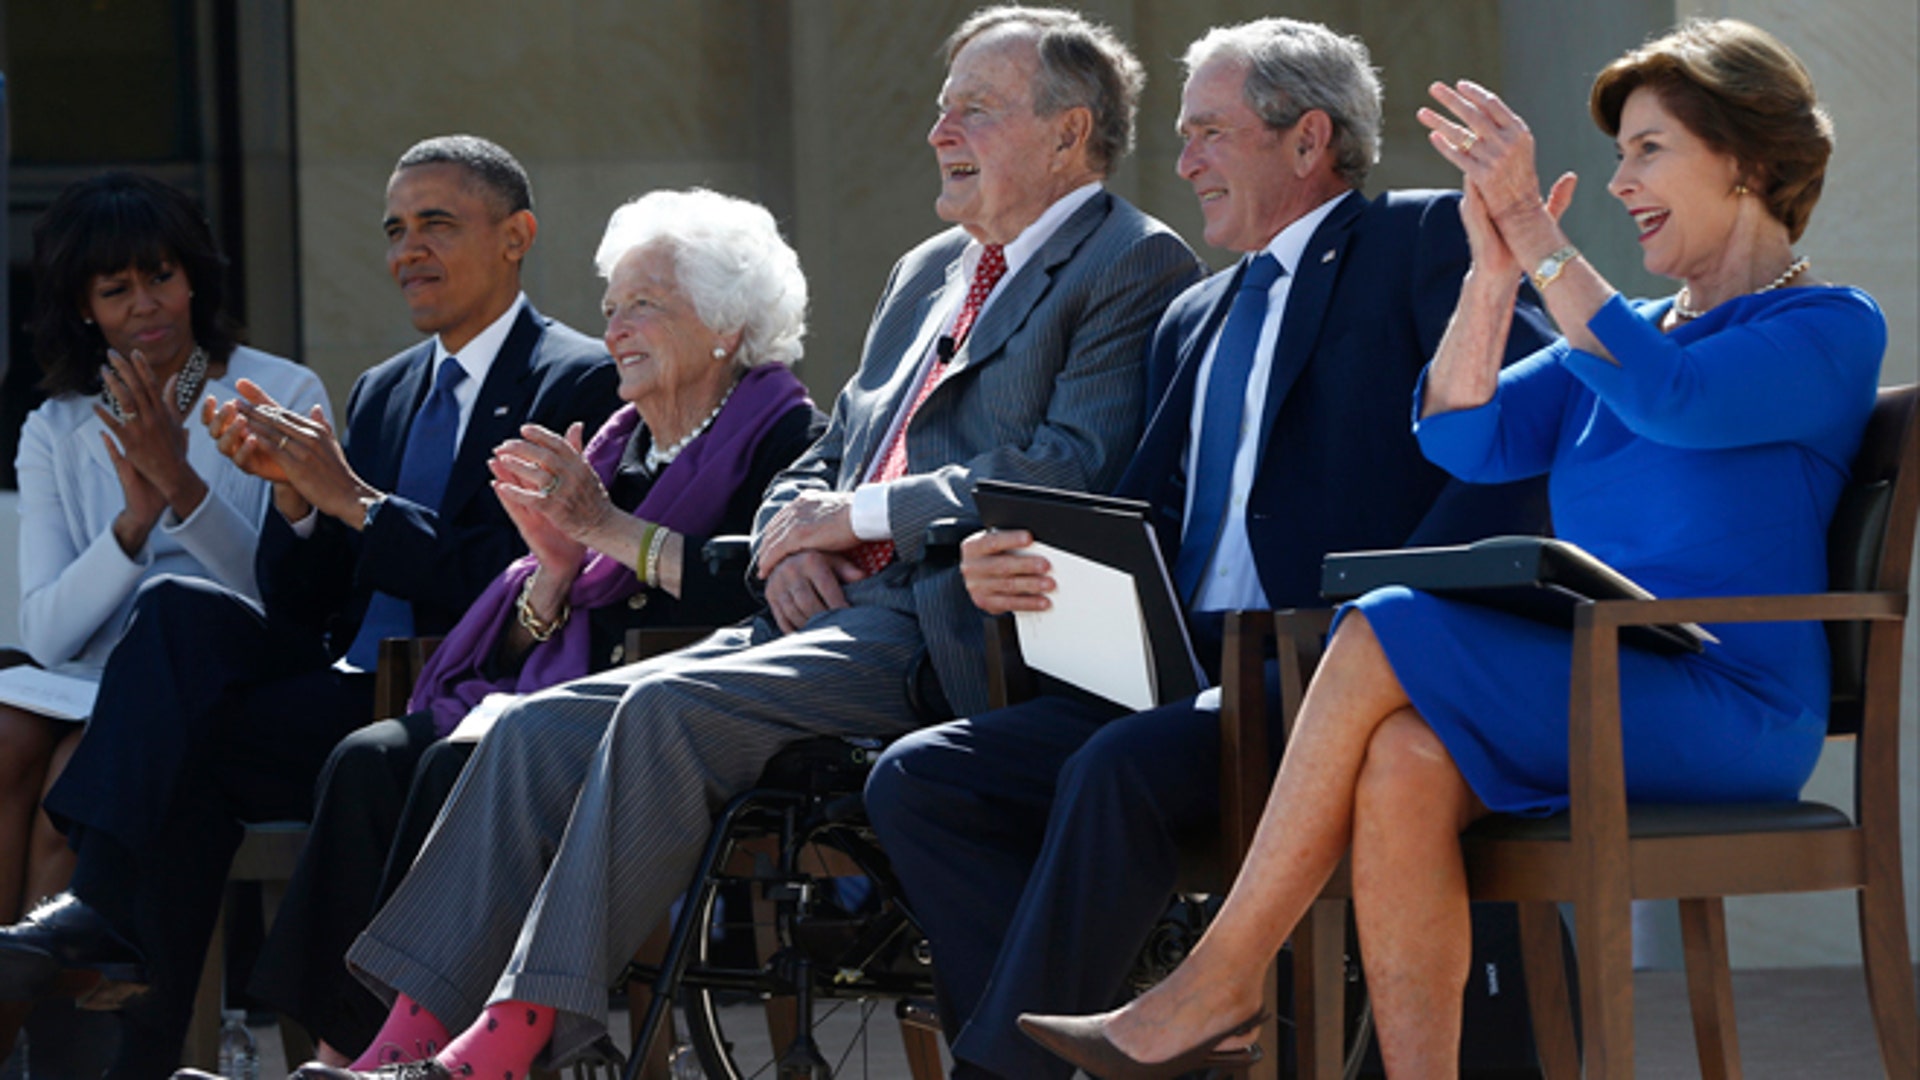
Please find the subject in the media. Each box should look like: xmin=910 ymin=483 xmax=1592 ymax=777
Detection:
xmin=615 ymin=532 xmax=1376 ymax=1080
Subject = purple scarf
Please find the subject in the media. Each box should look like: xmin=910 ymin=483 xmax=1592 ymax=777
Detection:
xmin=410 ymin=363 xmax=811 ymax=735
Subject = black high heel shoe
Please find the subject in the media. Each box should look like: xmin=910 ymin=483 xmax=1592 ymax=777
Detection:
xmin=1017 ymin=1009 xmax=1267 ymax=1079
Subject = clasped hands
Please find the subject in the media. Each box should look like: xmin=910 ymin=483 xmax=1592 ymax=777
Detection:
xmin=1415 ymin=80 xmax=1577 ymax=280
xmin=753 ymin=492 xmax=868 ymax=634
xmin=96 ymin=348 xmax=208 ymax=555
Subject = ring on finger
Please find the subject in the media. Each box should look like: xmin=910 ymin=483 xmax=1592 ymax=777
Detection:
xmin=279 ymin=435 xmax=290 ymax=450
xmin=1458 ymin=130 xmax=1479 ymax=153
xmin=540 ymin=472 xmax=561 ymax=497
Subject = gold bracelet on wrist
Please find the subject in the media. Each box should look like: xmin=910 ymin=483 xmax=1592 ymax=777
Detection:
xmin=516 ymin=572 xmax=570 ymax=642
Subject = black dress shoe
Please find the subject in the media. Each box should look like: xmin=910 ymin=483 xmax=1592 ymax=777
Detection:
xmin=289 ymin=1060 xmax=459 ymax=1080
xmin=0 ymin=893 xmax=145 ymax=1001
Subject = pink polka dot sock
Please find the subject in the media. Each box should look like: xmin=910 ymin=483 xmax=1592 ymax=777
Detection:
xmin=349 ymin=992 xmax=450 ymax=1070
xmin=435 ymin=1000 xmax=556 ymax=1080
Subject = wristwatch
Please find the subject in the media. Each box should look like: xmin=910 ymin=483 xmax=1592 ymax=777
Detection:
xmin=1530 ymin=245 xmax=1582 ymax=292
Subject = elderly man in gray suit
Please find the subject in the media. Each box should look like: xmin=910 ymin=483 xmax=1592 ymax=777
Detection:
xmin=271 ymin=8 xmax=1202 ymax=1080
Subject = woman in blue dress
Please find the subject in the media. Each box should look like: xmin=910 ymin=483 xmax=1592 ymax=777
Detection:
xmin=1020 ymin=19 xmax=1882 ymax=1078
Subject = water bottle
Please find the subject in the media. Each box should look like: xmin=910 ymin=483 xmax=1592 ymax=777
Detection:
xmin=216 ymin=1010 xmax=258 ymax=1080
xmin=667 ymin=1042 xmax=703 ymax=1080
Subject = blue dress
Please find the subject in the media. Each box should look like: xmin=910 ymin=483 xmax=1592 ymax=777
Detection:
xmin=1347 ymin=287 xmax=1884 ymax=815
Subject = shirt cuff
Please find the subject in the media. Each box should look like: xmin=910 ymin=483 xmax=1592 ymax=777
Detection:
xmin=287 ymin=507 xmax=320 ymax=539
xmin=850 ymin=483 xmax=892 ymax=542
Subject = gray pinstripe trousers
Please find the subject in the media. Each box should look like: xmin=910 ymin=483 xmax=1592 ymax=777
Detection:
xmin=345 ymin=589 xmax=932 ymax=1064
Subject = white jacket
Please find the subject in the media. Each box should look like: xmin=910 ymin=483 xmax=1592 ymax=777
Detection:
xmin=14 ymin=346 xmax=332 ymax=676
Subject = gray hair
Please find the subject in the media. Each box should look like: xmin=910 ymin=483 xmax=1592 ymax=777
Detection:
xmin=945 ymin=6 xmax=1146 ymax=176
xmin=1183 ymin=18 xmax=1382 ymax=188
xmin=593 ymin=189 xmax=807 ymax=370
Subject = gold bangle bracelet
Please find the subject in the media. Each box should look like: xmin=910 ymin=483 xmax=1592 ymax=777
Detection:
xmin=516 ymin=572 xmax=569 ymax=642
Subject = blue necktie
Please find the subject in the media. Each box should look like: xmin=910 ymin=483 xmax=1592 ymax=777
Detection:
xmin=1172 ymin=253 xmax=1284 ymax=603
xmin=345 ymin=356 xmax=467 ymax=669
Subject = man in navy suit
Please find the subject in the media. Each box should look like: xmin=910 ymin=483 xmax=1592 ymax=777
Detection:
xmin=0 ymin=136 xmax=615 ymax=1078
xmin=865 ymin=19 xmax=1554 ymax=1079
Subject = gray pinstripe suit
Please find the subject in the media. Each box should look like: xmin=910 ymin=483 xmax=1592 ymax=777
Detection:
xmin=344 ymin=190 xmax=1204 ymax=1063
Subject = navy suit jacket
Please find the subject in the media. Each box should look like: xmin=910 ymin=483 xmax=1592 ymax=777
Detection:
xmin=257 ymin=302 xmax=618 ymax=658
xmin=1117 ymin=189 xmax=1554 ymax=659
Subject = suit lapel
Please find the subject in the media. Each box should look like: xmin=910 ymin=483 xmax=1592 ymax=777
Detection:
xmin=946 ymin=191 xmax=1109 ymax=376
xmin=443 ymin=304 xmax=544 ymax=514
xmin=1255 ymin=191 xmax=1364 ymax=452
xmin=1118 ymin=269 xmax=1234 ymax=510
xmin=847 ymin=261 xmax=964 ymax=480
xmin=370 ymin=342 xmax=436 ymax=492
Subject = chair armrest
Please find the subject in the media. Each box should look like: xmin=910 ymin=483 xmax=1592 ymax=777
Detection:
xmin=1581 ymin=590 xmax=1906 ymax=628
xmin=983 ymin=613 xmax=1034 ymax=709
xmin=1218 ymin=608 xmax=1335 ymax=862
xmin=623 ymin=626 xmax=717 ymax=663
xmin=373 ymin=636 xmax=445 ymax=720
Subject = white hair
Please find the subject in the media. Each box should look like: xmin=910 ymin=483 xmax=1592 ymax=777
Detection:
xmin=593 ymin=189 xmax=807 ymax=369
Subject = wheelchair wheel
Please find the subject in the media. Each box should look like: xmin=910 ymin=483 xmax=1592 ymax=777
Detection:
xmin=679 ymin=826 xmax=937 ymax=1080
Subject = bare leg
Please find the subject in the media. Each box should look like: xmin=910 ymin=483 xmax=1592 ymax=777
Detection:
xmin=24 ymin=727 xmax=81 ymax=909
xmin=1351 ymin=711 xmax=1486 ymax=1078
xmin=0 ymin=705 xmax=60 ymax=920
xmin=1097 ymin=612 xmax=1414 ymax=1063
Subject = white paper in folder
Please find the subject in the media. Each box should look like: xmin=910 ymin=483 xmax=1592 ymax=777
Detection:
xmin=1011 ymin=541 xmax=1155 ymax=711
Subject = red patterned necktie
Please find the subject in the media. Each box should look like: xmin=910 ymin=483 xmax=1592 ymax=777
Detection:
xmin=851 ymin=244 xmax=1008 ymax=576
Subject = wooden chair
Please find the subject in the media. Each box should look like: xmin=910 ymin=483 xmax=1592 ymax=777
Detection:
xmin=184 ymin=636 xmax=447 ymax=1071
xmin=1233 ymin=382 xmax=1920 ymax=1079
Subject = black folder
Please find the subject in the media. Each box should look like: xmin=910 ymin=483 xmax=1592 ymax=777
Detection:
xmin=971 ymin=478 xmax=1204 ymax=705
xmin=1320 ymin=536 xmax=1710 ymax=655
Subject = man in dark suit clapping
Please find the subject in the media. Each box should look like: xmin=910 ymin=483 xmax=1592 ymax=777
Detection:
xmin=865 ymin=19 xmax=1554 ymax=1079
xmin=0 ymin=135 xmax=616 ymax=1078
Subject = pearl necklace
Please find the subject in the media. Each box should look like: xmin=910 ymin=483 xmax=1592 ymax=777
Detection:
xmin=646 ymin=382 xmax=736 ymax=472
xmin=1673 ymin=256 xmax=1809 ymax=321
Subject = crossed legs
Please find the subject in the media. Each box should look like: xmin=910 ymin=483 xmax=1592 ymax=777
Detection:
xmin=1046 ymin=612 xmax=1486 ymax=1078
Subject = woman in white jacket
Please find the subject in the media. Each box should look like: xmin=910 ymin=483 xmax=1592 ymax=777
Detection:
xmin=0 ymin=173 xmax=329 ymax=1000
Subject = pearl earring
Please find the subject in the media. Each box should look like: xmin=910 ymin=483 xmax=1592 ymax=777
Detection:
xmin=712 ymin=347 xmax=727 ymax=359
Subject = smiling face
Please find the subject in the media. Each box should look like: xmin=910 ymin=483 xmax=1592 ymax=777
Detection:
xmin=1175 ymin=56 xmax=1305 ymax=253
xmin=85 ymin=258 xmax=195 ymax=372
xmin=1607 ymin=87 xmax=1747 ymax=282
xmin=384 ymin=163 xmax=532 ymax=354
xmin=601 ymin=242 xmax=731 ymax=411
xmin=928 ymin=25 xmax=1087 ymax=245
